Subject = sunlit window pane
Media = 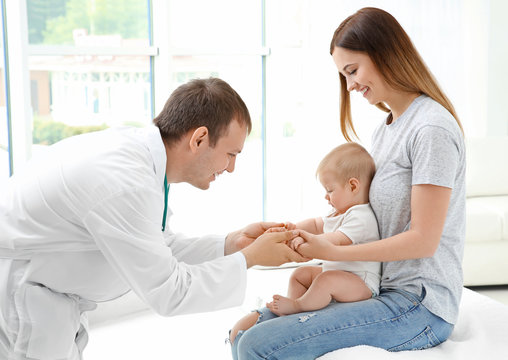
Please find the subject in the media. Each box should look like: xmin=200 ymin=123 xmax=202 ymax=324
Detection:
xmin=168 ymin=0 xmax=261 ymax=49
xmin=27 ymin=0 xmax=149 ymax=45
xmin=167 ymin=55 xmax=264 ymax=233
xmin=29 ymin=55 xmax=151 ymax=145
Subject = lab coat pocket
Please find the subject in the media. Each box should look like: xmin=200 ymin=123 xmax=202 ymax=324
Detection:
xmin=17 ymin=284 xmax=81 ymax=359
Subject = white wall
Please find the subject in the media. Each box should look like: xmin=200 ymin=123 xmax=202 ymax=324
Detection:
xmin=487 ymin=0 xmax=508 ymax=136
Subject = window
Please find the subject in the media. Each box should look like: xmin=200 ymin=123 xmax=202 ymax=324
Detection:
xmin=26 ymin=0 xmax=153 ymax=151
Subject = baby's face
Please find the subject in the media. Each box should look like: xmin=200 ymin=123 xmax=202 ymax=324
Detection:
xmin=319 ymin=171 xmax=356 ymax=215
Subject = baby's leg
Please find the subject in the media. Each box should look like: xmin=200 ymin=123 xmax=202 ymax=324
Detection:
xmin=269 ymin=270 xmax=372 ymax=316
xmin=230 ymin=267 xmax=322 ymax=343
xmin=287 ymin=265 xmax=323 ymax=299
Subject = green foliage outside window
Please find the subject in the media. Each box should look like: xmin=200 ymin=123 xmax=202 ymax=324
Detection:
xmin=27 ymin=0 xmax=148 ymax=45
xmin=33 ymin=117 xmax=107 ymax=145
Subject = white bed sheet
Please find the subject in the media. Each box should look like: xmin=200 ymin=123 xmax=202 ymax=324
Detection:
xmin=318 ymin=287 xmax=508 ymax=359
xmin=86 ymin=287 xmax=508 ymax=359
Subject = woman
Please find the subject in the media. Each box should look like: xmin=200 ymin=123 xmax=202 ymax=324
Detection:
xmin=230 ymin=7 xmax=465 ymax=359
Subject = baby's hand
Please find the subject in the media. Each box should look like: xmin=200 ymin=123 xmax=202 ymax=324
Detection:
xmin=289 ymin=236 xmax=305 ymax=251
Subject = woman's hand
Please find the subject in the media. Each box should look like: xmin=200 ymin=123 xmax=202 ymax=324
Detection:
xmin=225 ymin=221 xmax=285 ymax=255
xmin=241 ymin=231 xmax=311 ymax=268
xmin=295 ymin=230 xmax=338 ymax=260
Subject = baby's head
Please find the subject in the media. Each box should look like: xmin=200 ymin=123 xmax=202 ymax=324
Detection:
xmin=316 ymin=143 xmax=375 ymax=214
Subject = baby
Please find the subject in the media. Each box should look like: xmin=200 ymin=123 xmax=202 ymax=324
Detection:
xmin=267 ymin=142 xmax=381 ymax=316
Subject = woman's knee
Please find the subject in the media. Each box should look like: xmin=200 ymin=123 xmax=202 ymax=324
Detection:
xmin=230 ymin=311 xmax=260 ymax=344
xmin=234 ymin=323 xmax=269 ymax=360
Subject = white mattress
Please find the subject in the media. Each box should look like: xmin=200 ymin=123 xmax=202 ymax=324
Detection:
xmin=87 ymin=288 xmax=508 ymax=359
xmin=318 ymin=288 xmax=508 ymax=359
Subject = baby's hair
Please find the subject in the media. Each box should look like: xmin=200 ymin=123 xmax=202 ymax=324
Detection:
xmin=316 ymin=143 xmax=376 ymax=188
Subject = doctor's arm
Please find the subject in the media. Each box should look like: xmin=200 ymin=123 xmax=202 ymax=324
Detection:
xmin=224 ymin=221 xmax=286 ymax=255
xmin=84 ymin=190 xmax=252 ymax=315
xmin=225 ymin=221 xmax=312 ymax=266
xmin=240 ymin=230 xmax=310 ymax=268
xmin=296 ymin=184 xmax=451 ymax=262
xmin=168 ymin=223 xmax=309 ymax=268
xmin=84 ymin=188 xmax=309 ymax=315
xmin=167 ymin=220 xmax=290 ymax=263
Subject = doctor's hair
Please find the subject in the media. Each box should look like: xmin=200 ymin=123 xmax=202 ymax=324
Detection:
xmin=330 ymin=7 xmax=463 ymax=141
xmin=153 ymin=77 xmax=252 ymax=147
xmin=316 ymin=142 xmax=376 ymax=190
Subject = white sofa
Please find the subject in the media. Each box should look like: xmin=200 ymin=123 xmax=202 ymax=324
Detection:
xmin=462 ymin=136 xmax=508 ymax=286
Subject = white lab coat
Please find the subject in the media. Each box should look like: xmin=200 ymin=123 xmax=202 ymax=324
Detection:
xmin=0 ymin=126 xmax=247 ymax=360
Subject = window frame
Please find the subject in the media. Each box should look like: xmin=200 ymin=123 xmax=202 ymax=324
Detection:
xmin=1 ymin=0 xmax=13 ymax=175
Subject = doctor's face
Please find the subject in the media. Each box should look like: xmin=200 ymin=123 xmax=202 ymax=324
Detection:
xmin=189 ymin=120 xmax=247 ymax=190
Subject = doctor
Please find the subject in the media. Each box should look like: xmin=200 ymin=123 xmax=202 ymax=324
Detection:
xmin=0 ymin=77 xmax=306 ymax=360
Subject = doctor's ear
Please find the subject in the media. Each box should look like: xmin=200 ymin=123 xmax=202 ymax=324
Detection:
xmin=189 ymin=126 xmax=209 ymax=152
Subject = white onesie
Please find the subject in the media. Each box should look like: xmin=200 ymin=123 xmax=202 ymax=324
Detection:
xmin=321 ymin=203 xmax=381 ymax=295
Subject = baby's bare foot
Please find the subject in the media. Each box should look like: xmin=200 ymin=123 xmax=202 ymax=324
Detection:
xmin=266 ymin=300 xmax=277 ymax=314
xmin=269 ymin=294 xmax=301 ymax=316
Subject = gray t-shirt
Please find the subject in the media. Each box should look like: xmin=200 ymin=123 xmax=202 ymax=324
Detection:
xmin=369 ymin=95 xmax=466 ymax=324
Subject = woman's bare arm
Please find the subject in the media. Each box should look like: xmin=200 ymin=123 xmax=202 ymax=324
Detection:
xmin=315 ymin=231 xmax=352 ymax=246
xmin=297 ymin=184 xmax=452 ymax=262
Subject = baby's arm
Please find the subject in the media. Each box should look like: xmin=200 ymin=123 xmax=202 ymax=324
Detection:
xmin=293 ymin=217 xmax=324 ymax=235
xmin=317 ymin=231 xmax=353 ymax=246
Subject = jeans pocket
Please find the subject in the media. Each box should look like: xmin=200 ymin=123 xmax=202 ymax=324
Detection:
xmin=388 ymin=326 xmax=440 ymax=352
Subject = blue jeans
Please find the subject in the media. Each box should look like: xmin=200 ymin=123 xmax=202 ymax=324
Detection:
xmin=231 ymin=287 xmax=453 ymax=360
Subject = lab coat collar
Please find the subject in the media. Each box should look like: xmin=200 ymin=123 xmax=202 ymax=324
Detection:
xmin=144 ymin=125 xmax=167 ymax=189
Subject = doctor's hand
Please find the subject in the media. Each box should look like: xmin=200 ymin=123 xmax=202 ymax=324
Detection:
xmin=225 ymin=221 xmax=285 ymax=255
xmin=241 ymin=231 xmax=311 ymax=268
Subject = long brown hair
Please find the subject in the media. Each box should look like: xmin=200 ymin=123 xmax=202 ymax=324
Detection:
xmin=330 ymin=7 xmax=463 ymax=141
